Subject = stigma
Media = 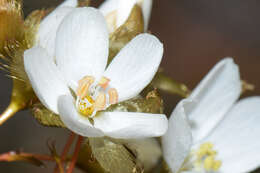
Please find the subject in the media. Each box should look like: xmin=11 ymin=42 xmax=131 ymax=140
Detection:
xmin=76 ymin=76 xmax=118 ymax=118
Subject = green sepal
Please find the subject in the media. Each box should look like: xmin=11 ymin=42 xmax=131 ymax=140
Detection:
xmin=88 ymin=137 xmax=143 ymax=173
xmin=108 ymin=4 xmax=144 ymax=64
xmin=77 ymin=0 xmax=91 ymax=7
xmin=31 ymin=103 xmax=65 ymax=128
xmin=146 ymin=71 xmax=190 ymax=98
xmin=106 ymin=90 xmax=163 ymax=114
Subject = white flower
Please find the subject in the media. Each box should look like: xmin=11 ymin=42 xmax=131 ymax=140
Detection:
xmin=162 ymin=58 xmax=260 ymax=173
xmin=36 ymin=0 xmax=78 ymax=59
xmin=24 ymin=7 xmax=168 ymax=139
xmin=99 ymin=0 xmax=153 ymax=33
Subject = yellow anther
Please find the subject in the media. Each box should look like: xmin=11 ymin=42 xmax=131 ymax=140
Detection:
xmin=212 ymin=160 xmax=222 ymax=171
xmin=94 ymin=93 xmax=106 ymax=111
xmin=99 ymin=76 xmax=110 ymax=89
xmin=196 ymin=142 xmax=216 ymax=159
xmin=77 ymin=76 xmax=95 ymax=99
xmin=204 ymin=156 xmax=222 ymax=171
xmin=193 ymin=142 xmax=221 ymax=172
xmin=108 ymin=88 xmax=118 ymax=104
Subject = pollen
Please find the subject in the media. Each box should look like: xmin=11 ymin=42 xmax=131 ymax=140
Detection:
xmin=193 ymin=142 xmax=222 ymax=172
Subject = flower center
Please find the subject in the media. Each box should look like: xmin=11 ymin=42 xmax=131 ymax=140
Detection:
xmin=76 ymin=76 xmax=118 ymax=118
xmin=181 ymin=142 xmax=222 ymax=173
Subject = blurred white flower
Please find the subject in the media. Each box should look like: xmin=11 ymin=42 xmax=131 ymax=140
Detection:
xmin=162 ymin=58 xmax=260 ymax=173
xmin=24 ymin=7 xmax=168 ymax=139
xmin=99 ymin=0 xmax=153 ymax=33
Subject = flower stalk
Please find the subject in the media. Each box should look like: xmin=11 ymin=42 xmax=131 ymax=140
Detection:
xmin=53 ymin=132 xmax=76 ymax=173
xmin=67 ymin=135 xmax=84 ymax=173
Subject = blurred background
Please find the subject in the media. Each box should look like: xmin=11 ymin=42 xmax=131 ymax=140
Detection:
xmin=1 ymin=0 xmax=260 ymax=172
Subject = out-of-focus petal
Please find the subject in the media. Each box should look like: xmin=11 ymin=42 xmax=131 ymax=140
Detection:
xmin=99 ymin=0 xmax=118 ymax=16
xmin=59 ymin=0 xmax=78 ymax=7
xmin=204 ymin=97 xmax=260 ymax=173
xmin=117 ymin=0 xmax=152 ymax=30
xmin=162 ymin=99 xmax=193 ymax=173
xmin=188 ymin=58 xmax=241 ymax=144
xmin=139 ymin=0 xmax=153 ymax=31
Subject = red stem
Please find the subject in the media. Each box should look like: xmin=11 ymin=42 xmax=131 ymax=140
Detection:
xmin=66 ymin=136 xmax=83 ymax=173
xmin=53 ymin=132 xmax=76 ymax=173
xmin=0 ymin=151 xmax=54 ymax=162
xmin=21 ymin=153 xmax=54 ymax=161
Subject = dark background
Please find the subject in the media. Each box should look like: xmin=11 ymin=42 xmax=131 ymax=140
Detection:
xmin=1 ymin=0 xmax=260 ymax=172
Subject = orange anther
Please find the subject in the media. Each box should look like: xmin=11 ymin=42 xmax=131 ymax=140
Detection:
xmin=108 ymin=88 xmax=118 ymax=104
xmin=99 ymin=76 xmax=110 ymax=89
xmin=76 ymin=76 xmax=95 ymax=99
xmin=94 ymin=93 xmax=106 ymax=111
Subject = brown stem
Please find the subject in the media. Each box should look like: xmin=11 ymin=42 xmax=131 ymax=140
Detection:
xmin=66 ymin=136 xmax=83 ymax=173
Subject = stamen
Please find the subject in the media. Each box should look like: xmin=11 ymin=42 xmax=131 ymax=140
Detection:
xmin=192 ymin=142 xmax=222 ymax=172
xmin=94 ymin=93 xmax=106 ymax=111
xmin=76 ymin=76 xmax=94 ymax=99
xmin=99 ymin=76 xmax=110 ymax=89
xmin=76 ymin=76 xmax=117 ymax=117
xmin=108 ymin=88 xmax=118 ymax=104
xmin=204 ymin=156 xmax=221 ymax=171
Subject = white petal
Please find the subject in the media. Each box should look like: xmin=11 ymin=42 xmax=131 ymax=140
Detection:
xmin=24 ymin=47 xmax=70 ymax=113
xmin=59 ymin=0 xmax=78 ymax=7
xmin=188 ymin=58 xmax=241 ymax=144
xmin=55 ymin=7 xmax=109 ymax=89
xmin=36 ymin=7 xmax=74 ymax=58
xmin=139 ymin=0 xmax=153 ymax=31
xmin=117 ymin=0 xmax=137 ymax=27
xmin=94 ymin=111 xmax=168 ymax=139
xmin=58 ymin=95 xmax=104 ymax=137
xmin=99 ymin=0 xmax=118 ymax=16
xmin=204 ymin=97 xmax=260 ymax=173
xmin=117 ymin=0 xmax=152 ymax=30
xmin=104 ymin=33 xmax=163 ymax=102
xmin=162 ymin=99 xmax=193 ymax=173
